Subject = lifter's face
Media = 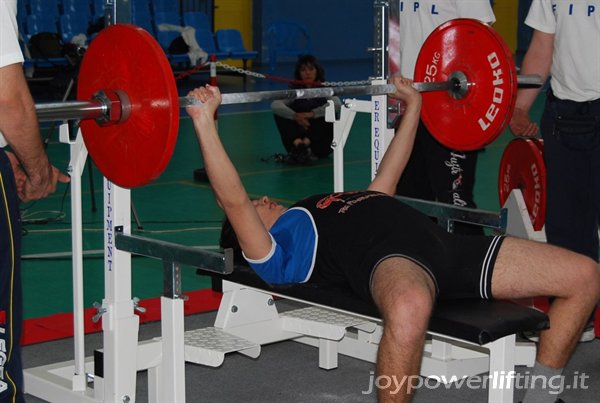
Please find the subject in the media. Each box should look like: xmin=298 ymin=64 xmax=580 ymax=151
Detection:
xmin=253 ymin=196 xmax=286 ymax=230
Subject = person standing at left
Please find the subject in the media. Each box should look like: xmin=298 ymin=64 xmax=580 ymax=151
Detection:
xmin=0 ymin=1 xmax=70 ymax=401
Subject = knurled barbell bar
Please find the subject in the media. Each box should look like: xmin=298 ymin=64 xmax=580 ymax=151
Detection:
xmin=36 ymin=74 xmax=541 ymax=122
xmin=33 ymin=20 xmax=541 ymax=188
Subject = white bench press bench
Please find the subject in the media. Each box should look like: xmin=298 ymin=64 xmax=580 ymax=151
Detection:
xmin=183 ymin=196 xmax=548 ymax=403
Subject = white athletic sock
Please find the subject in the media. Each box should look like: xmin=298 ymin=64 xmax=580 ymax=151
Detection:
xmin=522 ymin=361 xmax=563 ymax=403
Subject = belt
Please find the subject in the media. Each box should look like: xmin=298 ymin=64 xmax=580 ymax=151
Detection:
xmin=547 ymin=90 xmax=600 ymax=105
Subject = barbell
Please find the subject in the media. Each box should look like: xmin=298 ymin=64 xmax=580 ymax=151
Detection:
xmin=34 ymin=19 xmax=541 ymax=188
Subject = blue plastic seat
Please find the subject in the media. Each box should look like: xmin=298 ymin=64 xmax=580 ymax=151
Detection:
xmin=91 ymin=0 xmax=106 ymax=21
xmin=28 ymin=0 xmax=59 ymax=17
xmin=25 ymin=14 xmax=69 ymax=67
xmin=215 ymin=29 xmax=258 ymax=68
xmin=59 ymin=14 xmax=90 ymax=44
xmin=182 ymin=11 xmax=211 ymax=31
xmin=194 ymin=29 xmax=229 ymax=60
xmin=153 ymin=11 xmax=183 ymax=52
xmin=151 ymin=0 xmax=179 ymax=15
xmin=265 ymin=21 xmax=312 ymax=72
xmin=25 ymin=14 xmax=58 ymax=43
xmin=61 ymin=0 xmax=92 ymax=24
xmin=16 ymin=0 xmax=28 ymax=41
xmin=131 ymin=0 xmax=155 ymax=35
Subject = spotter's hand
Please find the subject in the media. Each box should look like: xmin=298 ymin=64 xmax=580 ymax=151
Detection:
xmin=509 ymin=107 xmax=539 ymax=138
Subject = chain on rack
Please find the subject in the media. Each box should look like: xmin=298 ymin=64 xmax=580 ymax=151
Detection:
xmin=214 ymin=61 xmax=372 ymax=87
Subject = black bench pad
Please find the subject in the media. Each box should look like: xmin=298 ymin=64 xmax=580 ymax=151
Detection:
xmin=209 ymin=265 xmax=549 ymax=345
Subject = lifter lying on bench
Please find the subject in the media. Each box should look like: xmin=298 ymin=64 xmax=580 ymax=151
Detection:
xmin=186 ymin=78 xmax=600 ymax=403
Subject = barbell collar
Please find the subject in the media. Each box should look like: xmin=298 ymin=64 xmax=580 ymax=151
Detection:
xmin=35 ymin=90 xmax=131 ymax=125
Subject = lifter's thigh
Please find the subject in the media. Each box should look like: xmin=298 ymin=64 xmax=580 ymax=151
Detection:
xmin=371 ymin=257 xmax=436 ymax=329
xmin=491 ymin=237 xmax=600 ymax=300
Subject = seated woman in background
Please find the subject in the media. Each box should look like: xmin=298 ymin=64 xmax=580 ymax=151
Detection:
xmin=271 ymin=55 xmax=341 ymax=165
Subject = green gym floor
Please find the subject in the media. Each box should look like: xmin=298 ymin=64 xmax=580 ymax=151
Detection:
xmin=22 ymin=64 xmax=546 ymax=321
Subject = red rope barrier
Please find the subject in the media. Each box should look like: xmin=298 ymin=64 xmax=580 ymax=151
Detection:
xmin=173 ymin=56 xmax=326 ymax=89
xmin=174 ymin=60 xmax=210 ymax=81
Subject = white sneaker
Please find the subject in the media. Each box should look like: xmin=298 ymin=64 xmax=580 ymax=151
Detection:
xmin=521 ymin=330 xmax=540 ymax=343
xmin=579 ymin=322 xmax=596 ymax=342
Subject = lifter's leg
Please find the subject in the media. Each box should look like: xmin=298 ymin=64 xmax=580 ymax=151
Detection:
xmin=371 ymin=257 xmax=436 ymax=403
xmin=492 ymin=237 xmax=600 ymax=368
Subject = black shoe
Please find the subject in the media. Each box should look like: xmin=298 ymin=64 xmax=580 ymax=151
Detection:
xmin=307 ymin=147 xmax=319 ymax=162
xmin=284 ymin=144 xmax=311 ymax=165
xmin=283 ymin=152 xmax=298 ymax=165
xmin=292 ymin=144 xmax=312 ymax=165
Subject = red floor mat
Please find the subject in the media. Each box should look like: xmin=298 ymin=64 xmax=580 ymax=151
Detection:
xmin=21 ymin=289 xmax=222 ymax=346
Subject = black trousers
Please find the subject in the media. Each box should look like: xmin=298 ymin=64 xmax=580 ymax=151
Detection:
xmin=0 ymin=151 xmax=24 ymax=403
xmin=273 ymin=115 xmax=334 ymax=158
xmin=396 ymin=121 xmax=482 ymax=235
xmin=541 ymin=91 xmax=600 ymax=262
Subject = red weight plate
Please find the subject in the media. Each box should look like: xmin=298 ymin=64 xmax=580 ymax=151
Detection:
xmin=498 ymin=138 xmax=546 ymax=231
xmin=414 ymin=19 xmax=518 ymax=151
xmin=532 ymin=137 xmax=544 ymax=155
xmin=77 ymin=24 xmax=179 ymax=188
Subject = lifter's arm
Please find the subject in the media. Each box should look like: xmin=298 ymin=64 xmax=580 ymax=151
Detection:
xmin=368 ymin=76 xmax=422 ymax=196
xmin=187 ymin=86 xmax=273 ymax=261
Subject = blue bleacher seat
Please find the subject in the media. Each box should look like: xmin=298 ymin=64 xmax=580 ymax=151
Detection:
xmin=153 ymin=11 xmax=183 ymax=51
xmin=25 ymin=14 xmax=58 ymax=43
xmin=59 ymin=14 xmax=90 ymax=44
xmin=25 ymin=14 xmax=69 ymax=67
xmin=16 ymin=0 xmax=28 ymax=40
xmin=151 ymin=0 xmax=179 ymax=15
xmin=182 ymin=11 xmax=211 ymax=32
xmin=194 ymin=29 xmax=229 ymax=60
xmin=91 ymin=0 xmax=106 ymax=22
xmin=132 ymin=0 xmax=155 ymax=35
xmin=215 ymin=29 xmax=258 ymax=68
xmin=28 ymin=0 xmax=59 ymax=17
xmin=17 ymin=1 xmax=29 ymax=63
xmin=265 ymin=20 xmax=312 ymax=72
xmin=61 ymin=0 xmax=92 ymax=23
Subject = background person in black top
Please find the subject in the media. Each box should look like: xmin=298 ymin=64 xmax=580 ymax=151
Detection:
xmin=270 ymin=55 xmax=341 ymax=164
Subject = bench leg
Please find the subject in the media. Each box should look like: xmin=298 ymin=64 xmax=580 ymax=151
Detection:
xmin=319 ymin=339 xmax=339 ymax=370
xmin=487 ymin=334 xmax=516 ymax=403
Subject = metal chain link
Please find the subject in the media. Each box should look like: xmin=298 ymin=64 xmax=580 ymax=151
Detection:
xmin=215 ymin=61 xmax=372 ymax=87
xmin=215 ymin=61 xmax=267 ymax=79
xmin=322 ymin=80 xmax=373 ymax=86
